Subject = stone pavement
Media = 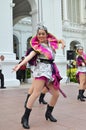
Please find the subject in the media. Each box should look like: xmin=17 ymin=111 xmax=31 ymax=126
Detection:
xmin=0 ymin=82 xmax=86 ymax=130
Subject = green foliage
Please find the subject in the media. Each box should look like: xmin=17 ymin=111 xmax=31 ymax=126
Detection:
xmin=67 ymin=68 xmax=78 ymax=83
xmin=26 ymin=68 xmax=31 ymax=78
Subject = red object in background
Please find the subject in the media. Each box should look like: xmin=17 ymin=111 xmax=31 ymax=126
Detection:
xmin=20 ymin=65 xmax=26 ymax=70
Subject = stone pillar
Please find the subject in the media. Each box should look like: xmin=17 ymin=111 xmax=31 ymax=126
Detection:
xmin=37 ymin=0 xmax=43 ymax=24
xmin=26 ymin=1 xmax=38 ymax=83
xmin=30 ymin=9 xmax=38 ymax=35
xmin=0 ymin=0 xmax=14 ymax=58
xmin=62 ymin=0 xmax=69 ymax=25
xmin=31 ymin=0 xmax=44 ymax=35
xmin=80 ymin=0 xmax=85 ymax=24
xmin=42 ymin=0 xmax=67 ymax=82
xmin=0 ymin=0 xmax=20 ymax=87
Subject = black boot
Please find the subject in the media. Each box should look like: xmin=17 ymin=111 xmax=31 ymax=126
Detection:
xmin=77 ymin=90 xmax=85 ymax=101
xmin=24 ymin=94 xmax=30 ymax=108
xmin=39 ymin=93 xmax=47 ymax=104
xmin=82 ymin=90 xmax=86 ymax=98
xmin=21 ymin=107 xmax=31 ymax=129
xmin=45 ymin=105 xmax=57 ymax=122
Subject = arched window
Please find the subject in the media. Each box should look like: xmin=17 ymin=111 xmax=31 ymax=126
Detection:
xmin=27 ymin=36 xmax=32 ymax=49
xmin=13 ymin=35 xmax=19 ymax=59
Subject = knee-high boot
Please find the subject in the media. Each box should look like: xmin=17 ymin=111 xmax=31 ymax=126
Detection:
xmin=24 ymin=94 xmax=30 ymax=108
xmin=39 ymin=93 xmax=47 ymax=104
xmin=77 ymin=90 xmax=85 ymax=101
xmin=82 ymin=90 xmax=86 ymax=98
xmin=45 ymin=104 xmax=57 ymax=122
xmin=21 ymin=107 xmax=32 ymax=129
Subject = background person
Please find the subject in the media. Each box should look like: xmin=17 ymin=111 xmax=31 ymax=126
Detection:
xmin=17 ymin=56 xmax=27 ymax=83
xmin=0 ymin=55 xmax=6 ymax=89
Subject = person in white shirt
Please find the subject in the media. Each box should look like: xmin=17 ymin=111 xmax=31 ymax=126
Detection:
xmin=0 ymin=55 xmax=6 ymax=89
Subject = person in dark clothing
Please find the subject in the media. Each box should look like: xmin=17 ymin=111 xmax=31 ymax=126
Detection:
xmin=0 ymin=55 xmax=6 ymax=89
xmin=17 ymin=57 xmax=27 ymax=83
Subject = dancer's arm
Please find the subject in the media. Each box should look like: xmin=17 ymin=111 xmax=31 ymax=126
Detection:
xmin=59 ymin=39 xmax=66 ymax=49
xmin=13 ymin=51 xmax=36 ymax=72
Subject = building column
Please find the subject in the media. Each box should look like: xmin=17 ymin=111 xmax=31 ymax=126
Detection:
xmin=37 ymin=0 xmax=43 ymax=24
xmin=42 ymin=0 xmax=67 ymax=82
xmin=30 ymin=0 xmax=44 ymax=35
xmin=62 ymin=0 xmax=69 ymax=26
xmin=54 ymin=0 xmax=67 ymax=82
xmin=0 ymin=0 xmax=20 ymax=87
xmin=30 ymin=8 xmax=38 ymax=35
xmin=80 ymin=0 xmax=85 ymax=24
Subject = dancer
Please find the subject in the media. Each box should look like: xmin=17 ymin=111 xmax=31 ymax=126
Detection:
xmin=13 ymin=25 xmax=66 ymax=129
xmin=76 ymin=45 xmax=86 ymax=101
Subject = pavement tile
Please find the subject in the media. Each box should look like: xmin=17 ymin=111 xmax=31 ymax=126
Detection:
xmin=0 ymin=83 xmax=86 ymax=130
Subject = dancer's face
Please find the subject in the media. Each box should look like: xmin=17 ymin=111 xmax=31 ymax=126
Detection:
xmin=77 ymin=49 xmax=83 ymax=55
xmin=37 ymin=29 xmax=47 ymax=43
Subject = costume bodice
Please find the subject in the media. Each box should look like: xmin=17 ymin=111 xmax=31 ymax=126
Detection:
xmin=38 ymin=42 xmax=55 ymax=60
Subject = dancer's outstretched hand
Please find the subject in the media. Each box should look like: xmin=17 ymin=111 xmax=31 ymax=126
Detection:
xmin=12 ymin=64 xmax=20 ymax=72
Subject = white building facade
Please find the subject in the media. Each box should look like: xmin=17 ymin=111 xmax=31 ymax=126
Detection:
xmin=0 ymin=0 xmax=86 ymax=87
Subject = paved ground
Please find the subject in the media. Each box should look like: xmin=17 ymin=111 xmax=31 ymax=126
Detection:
xmin=0 ymin=82 xmax=86 ymax=130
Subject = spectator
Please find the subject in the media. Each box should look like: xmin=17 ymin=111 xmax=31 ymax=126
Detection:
xmin=0 ymin=55 xmax=6 ymax=89
xmin=17 ymin=57 xmax=27 ymax=83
